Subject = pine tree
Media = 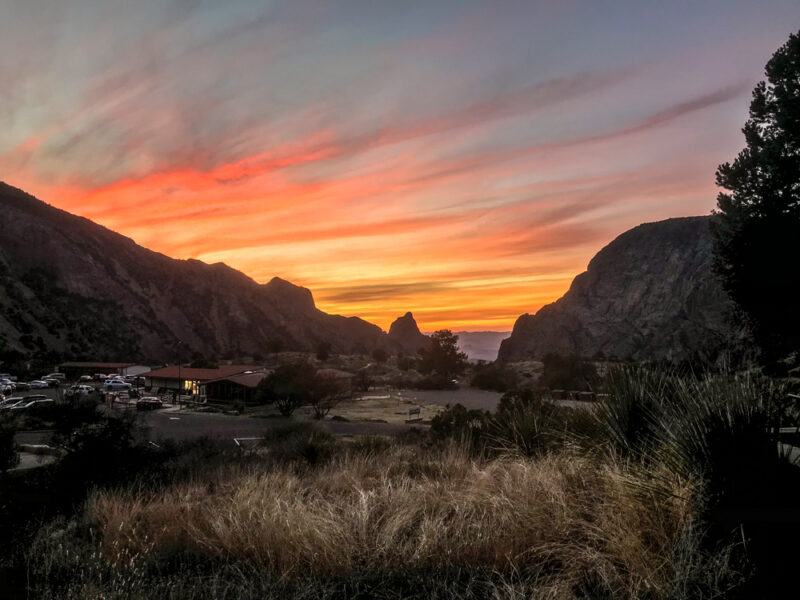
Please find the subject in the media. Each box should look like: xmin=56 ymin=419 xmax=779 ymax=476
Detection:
xmin=711 ymin=30 xmax=800 ymax=367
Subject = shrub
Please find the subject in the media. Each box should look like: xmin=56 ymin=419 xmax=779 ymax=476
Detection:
xmin=259 ymin=422 xmax=336 ymax=468
xmin=431 ymin=390 xmax=604 ymax=458
xmin=599 ymin=368 xmax=798 ymax=508
xmin=0 ymin=413 xmax=19 ymax=472
xmin=315 ymin=342 xmax=331 ymax=361
xmin=470 ymin=362 xmax=519 ymax=392
xmin=430 ymin=404 xmax=490 ymax=452
xmin=415 ymin=374 xmax=457 ymax=390
xmin=539 ymin=354 xmax=599 ymax=391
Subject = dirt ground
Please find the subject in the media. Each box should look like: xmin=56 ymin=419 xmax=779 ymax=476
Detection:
xmin=323 ymin=392 xmax=445 ymax=424
xmin=323 ymin=387 xmax=505 ymax=424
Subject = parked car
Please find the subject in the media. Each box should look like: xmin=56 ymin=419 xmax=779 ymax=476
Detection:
xmin=0 ymin=373 xmax=17 ymax=382
xmin=0 ymin=396 xmax=24 ymax=409
xmin=10 ymin=397 xmax=54 ymax=411
xmin=1 ymin=396 xmax=49 ymax=410
xmin=42 ymin=378 xmax=60 ymax=387
xmin=136 ymin=397 xmax=162 ymax=411
xmin=0 ymin=384 xmax=13 ymax=395
xmin=93 ymin=374 xmax=108 ymax=381
xmin=28 ymin=380 xmax=49 ymax=389
xmin=45 ymin=373 xmax=66 ymax=381
xmin=75 ymin=385 xmax=94 ymax=395
xmin=79 ymin=375 xmax=93 ymax=382
xmin=104 ymin=380 xmax=132 ymax=391
xmin=14 ymin=381 xmax=30 ymax=391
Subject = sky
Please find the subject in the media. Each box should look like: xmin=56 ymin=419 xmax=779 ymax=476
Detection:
xmin=1 ymin=1 xmax=798 ymax=332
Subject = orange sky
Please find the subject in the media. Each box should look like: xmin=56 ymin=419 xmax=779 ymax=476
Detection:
xmin=2 ymin=2 xmax=797 ymax=332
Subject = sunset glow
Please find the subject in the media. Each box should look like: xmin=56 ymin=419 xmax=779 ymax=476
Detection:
xmin=2 ymin=1 xmax=798 ymax=331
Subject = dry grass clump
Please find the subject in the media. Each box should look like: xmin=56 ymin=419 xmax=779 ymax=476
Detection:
xmin=91 ymin=445 xmax=695 ymax=597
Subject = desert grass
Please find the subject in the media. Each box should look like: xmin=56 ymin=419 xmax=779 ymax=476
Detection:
xmin=85 ymin=444 xmax=700 ymax=598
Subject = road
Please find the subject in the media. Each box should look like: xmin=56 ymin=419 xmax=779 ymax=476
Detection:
xmin=398 ymin=387 xmax=502 ymax=411
xmin=16 ymin=409 xmax=425 ymax=449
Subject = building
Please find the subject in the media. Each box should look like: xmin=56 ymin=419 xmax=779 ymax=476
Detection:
xmin=121 ymin=365 xmax=152 ymax=377
xmin=201 ymin=371 xmax=270 ymax=404
xmin=145 ymin=365 xmax=258 ymax=396
xmin=316 ymin=368 xmax=356 ymax=394
xmin=58 ymin=362 xmax=137 ymax=380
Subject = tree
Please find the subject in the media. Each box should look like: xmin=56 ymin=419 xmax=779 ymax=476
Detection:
xmin=189 ymin=352 xmax=218 ymax=369
xmin=256 ymin=362 xmax=316 ymax=417
xmin=315 ymin=342 xmax=331 ymax=361
xmin=371 ymin=347 xmax=388 ymax=364
xmin=711 ymin=30 xmax=800 ymax=367
xmin=308 ymin=372 xmax=351 ymax=420
xmin=418 ymin=330 xmax=468 ymax=378
xmin=354 ymin=369 xmax=372 ymax=392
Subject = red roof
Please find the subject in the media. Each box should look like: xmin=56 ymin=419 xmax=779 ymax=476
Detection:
xmin=146 ymin=365 xmax=256 ymax=381
xmin=59 ymin=362 xmax=136 ymax=368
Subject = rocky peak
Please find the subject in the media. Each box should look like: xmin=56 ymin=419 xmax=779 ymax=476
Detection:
xmin=388 ymin=312 xmax=431 ymax=355
xmin=262 ymin=277 xmax=316 ymax=312
xmin=497 ymin=216 xmax=747 ymax=364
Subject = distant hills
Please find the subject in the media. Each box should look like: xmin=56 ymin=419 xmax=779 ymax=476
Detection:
xmin=0 ymin=183 xmax=402 ymax=362
xmin=498 ymin=217 xmax=747 ymax=364
xmin=454 ymin=331 xmax=510 ymax=362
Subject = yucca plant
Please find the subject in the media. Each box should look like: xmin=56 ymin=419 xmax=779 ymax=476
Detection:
xmin=600 ymin=367 xmax=798 ymax=508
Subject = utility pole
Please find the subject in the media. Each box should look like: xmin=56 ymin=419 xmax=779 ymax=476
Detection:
xmin=177 ymin=340 xmax=183 ymax=409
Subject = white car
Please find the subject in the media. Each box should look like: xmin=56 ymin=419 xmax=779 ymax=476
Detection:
xmin=75 ymin=385 xmax=94 ymax=395
xmin=104 ymin=380 xmax=132 ymax=391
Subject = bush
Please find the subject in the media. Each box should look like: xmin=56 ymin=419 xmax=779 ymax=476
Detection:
xmin=430 ymin=404 xmax=490 ymax=452
xmin=259 ymin=422 xmax=336 ymax=468
xmin=0 ymin=413 xmax=19 ymax=472
xmin=599 ymin=368 xmax=799 ymax=507
xmin=415 ymin=374 xmax=457 ymax=390
xmin=470 ymin=362 xmax=519 ymax=392
xmin=315 ymin=342 xmax=331 ymax=361
xmin=430 ymin=390 xmax=604 ymax=457
xmin=539 ymin=354 xmax=599 ymax=391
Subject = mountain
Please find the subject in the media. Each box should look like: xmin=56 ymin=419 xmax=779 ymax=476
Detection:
xmin=0 ymin=182 xmax=396 ymax=362
xmin=497 ymin=216 xmax=745 ymax=364
xmin=387 ymin=312 xmax=430 ymax=354
xmin=455 ymin=331 xmax=510 ymax=362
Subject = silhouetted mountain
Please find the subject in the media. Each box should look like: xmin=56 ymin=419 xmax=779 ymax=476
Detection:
xmin=498 ymin=217 xmax=746 ymax=364
xmin=387 ymin=312 xmax=430 ymax=355
xmin=0 ymin=183 xmax=394 ymax=362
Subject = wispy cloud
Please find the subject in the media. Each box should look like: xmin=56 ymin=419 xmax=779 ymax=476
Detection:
xmin=2 ymin=0 xmax=797 ymax=330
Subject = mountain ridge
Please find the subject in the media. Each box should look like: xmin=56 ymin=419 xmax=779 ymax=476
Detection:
xmin=0 ymin=182 xmax=397 ymax=362
xmin=497 ymin=216 xmax=747 ymax=364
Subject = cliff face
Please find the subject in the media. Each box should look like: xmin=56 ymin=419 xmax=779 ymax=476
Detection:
xmin=0 ymin=182 xmax=391 ymax=362
xmin=498 ymin=216 xmax=744 ymax=364
xmin=387 ymin=312 xmax=430 ymax=354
